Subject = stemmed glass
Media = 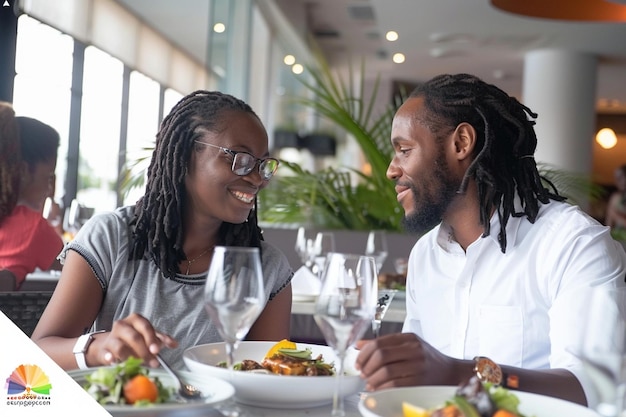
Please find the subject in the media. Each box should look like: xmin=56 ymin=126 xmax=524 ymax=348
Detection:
xmin=314 ymin=253 xmax=377 ymax=417
xmin=577 ymin=286 xmax=626 ymax=417
xmin=204 ymin=246 xmax=265 ymax=415
xmin=295 ymin=226 xmax=314 ymax=269
xmin=365 ymin=230 xmax=388 ymax=273
xmin=312 ymin=232 xmax=336 ymax=277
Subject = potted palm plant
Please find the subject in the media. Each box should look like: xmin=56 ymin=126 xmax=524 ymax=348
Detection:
xmin=258 ymin=58 xmax=405 ymax=231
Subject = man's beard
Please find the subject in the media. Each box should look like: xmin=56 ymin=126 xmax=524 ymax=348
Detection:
xmin=401 ymin=155 xmax=461 ymax=235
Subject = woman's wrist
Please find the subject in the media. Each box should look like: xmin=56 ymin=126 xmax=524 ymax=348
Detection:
xmin=73 ymin=330 xmax=105 ymax=369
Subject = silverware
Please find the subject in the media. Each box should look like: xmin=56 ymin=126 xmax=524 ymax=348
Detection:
xmin=155 ymin=354 xmax=203 ymax=400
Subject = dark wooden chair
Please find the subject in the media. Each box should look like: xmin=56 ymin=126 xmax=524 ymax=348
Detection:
xmin=0 ymin=291 xmax=54 ymax=336
xmin=0 ymin=269 xmax=17 ymax=291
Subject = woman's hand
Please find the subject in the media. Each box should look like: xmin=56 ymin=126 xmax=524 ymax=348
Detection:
xmin=94 ymin=313 xmax=178 ymax=368
xmin=355 ymin=333 xmax=464 ymax=391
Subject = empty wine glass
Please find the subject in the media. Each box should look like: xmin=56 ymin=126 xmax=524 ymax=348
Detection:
xmin=204 ymin=246 xmax=265 ymax=415
xmin=577 ymin=286 xmax=626 ymax=417
xmin=312 ymin=232 xmax=336 ymax=278
xmin=314 ymin=253 xmax=377 ymax=417
xmin=365 ymin=230 xmax=388 ymax=273
xmin=295 ymin=226 xmax=314 ymax=269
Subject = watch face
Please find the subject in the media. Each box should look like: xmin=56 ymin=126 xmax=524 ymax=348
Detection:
xmin=476 ymin=357 xmax=502 ymax=384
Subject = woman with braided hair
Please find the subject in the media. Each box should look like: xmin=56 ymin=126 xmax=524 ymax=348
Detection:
xmin=33 ymin=91 xmax=293 ymax=371
xmin=355 ymin=74 xmax=626 ymax=407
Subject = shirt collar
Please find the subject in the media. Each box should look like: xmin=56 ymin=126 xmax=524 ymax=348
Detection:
xmin=436 ymin=193 xmax=525 ymax=251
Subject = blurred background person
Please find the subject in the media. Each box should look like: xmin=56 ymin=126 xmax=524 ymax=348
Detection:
xmin=0 ymin=115 xmax=63 ymax=289
xmin=0 ymin=102 xmax=20 ymax=227
xmin=605 ymin=164 xmax=626 ymax=234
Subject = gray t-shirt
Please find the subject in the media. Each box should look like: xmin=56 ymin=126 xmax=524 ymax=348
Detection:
xmin=60 ymin=206 xmax=293 ymax=369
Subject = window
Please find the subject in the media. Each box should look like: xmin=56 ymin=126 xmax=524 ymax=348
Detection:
xmin=122 ymin=71 xmax=160 ymax=206
xmin=78 ymin=46 xmax=123 ymax=212
xmin=13 ymin=15 xmax=72 ymax=205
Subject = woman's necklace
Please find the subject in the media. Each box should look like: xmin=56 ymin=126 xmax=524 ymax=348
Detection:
xmin=185 ymin=248 xmax=211 ymax=275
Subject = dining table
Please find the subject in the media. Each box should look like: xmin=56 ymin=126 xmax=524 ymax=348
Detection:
xmin=21 ymin=269 xmax=61 ymax=291
xmin=290 ymin=293 xmax=406 ymax=344
xmin=291 ymin=294 xmax=406 ymax=323
xmin=231 ymin=393 xmax=363 ymax=416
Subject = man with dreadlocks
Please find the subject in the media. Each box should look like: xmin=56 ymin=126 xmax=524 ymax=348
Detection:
xmin=355 ymin=74 xmax=626 ymax=408
xmin=32 ymin=91 xmax=293 ymax=371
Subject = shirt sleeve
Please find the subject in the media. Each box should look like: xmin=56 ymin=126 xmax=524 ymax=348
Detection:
xmin=542 ymin=207 xmax=626 ymax=408
xmin=260 ymin=241 xmax=294 ymax=300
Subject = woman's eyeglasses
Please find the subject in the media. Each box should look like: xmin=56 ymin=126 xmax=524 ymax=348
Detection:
xmin=194 ymin=140 xmax=279 ymax=181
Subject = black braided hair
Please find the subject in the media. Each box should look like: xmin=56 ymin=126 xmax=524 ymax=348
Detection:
xmin=130 ymin=90 xmax=265 ymax=278
xmin=410 ymin=73 xmax=565 ymax=253
xmin=0 ymin=102 xmax=20 ymax=224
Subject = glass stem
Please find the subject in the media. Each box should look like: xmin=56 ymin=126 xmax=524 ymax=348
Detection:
xmin=225 ymin=341 xmax=235 ymax=370
xmin=220 ymin=341 xmax=243 ymax=417
xmin=332 ymin=350 xmax=347 ymax=417
xmin=372 ymin=319 xmax=382 ymax=338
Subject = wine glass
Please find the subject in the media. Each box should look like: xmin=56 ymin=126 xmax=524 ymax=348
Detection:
xmin=314 ymin=253 xmax=377 ymax=417
xmin=204 ymin=246 xmax=265 ymax=415
xmin=577 ymin=286 xmax=626 ymax=417
xmin=312 ymin=232 xmax=336 ymax=278
xmin=365 ymin=230 xmax=388 ymax=273
xmin=295 ymin=226 xmax=314 ymax=269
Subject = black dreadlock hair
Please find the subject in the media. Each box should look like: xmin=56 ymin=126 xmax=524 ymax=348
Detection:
xmin=410 ymin=73 xmax=565 ymax=253
xmin=130 ymin=90 xmax=265 ymax=278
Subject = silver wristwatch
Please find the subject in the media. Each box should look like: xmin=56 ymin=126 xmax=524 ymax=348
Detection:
xmin=72 ymin=330 xmax=105 ymax=370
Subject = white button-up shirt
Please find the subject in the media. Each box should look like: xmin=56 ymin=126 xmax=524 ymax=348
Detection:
xmin=402 ymin=200 xmax=626 ymax=407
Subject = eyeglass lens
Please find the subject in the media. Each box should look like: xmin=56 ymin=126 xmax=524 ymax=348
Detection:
xmin=232 ymin=152 xmax=279 ymax=180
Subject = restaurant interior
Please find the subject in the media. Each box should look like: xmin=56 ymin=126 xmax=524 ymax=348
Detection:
xmin=1 ymin=1 xmax=626 ymax=415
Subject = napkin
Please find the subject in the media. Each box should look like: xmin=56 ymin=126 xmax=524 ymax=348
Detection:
xmin=291 ymin=266 xmax=321 ymax=296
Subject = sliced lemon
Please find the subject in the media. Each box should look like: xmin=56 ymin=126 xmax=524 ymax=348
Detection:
xmin=402 ymin=401 xmax=431 ymax=417
xmin=265 ymin=339 xmax=297 ymax=359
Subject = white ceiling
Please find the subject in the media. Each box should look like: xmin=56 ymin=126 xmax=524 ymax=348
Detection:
xmin=115 ymin=0 xmax=626 ymax=112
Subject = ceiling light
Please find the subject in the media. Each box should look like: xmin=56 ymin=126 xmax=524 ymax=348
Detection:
xmin=596 ymin=128 xmax=618 ymax=149
xmin=385 ymin=31 xmax=398 ymax=42
xmin=291 ymin=64 xmax=304 ymax=74
xmin=283 ymin=55 xmax=296 ymax=65
xmin=213 ymin=23 xmax=226 ymax=33
xmin=392 ymin=53 xmax=405 ymax=64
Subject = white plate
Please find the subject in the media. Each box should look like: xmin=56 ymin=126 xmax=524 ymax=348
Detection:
xmin=183 ymin=341 xmax=365 ymax=409
xmin=68 ymin=367 xmax=235 ymax=416
xmin=358 ymin=385 xmax=600 ymax=417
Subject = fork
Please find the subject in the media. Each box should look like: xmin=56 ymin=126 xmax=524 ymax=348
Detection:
xmin=155 ymin=354 xmax=203 ymax=400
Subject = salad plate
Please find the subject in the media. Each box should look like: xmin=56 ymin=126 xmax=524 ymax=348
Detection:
xmin=183 ymin=341 xmax=365 ymax=408
xmin=358 ymin=385 xmax=600 ymax=417
xmin=68 ymin=367 xmax=235 ymax=416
